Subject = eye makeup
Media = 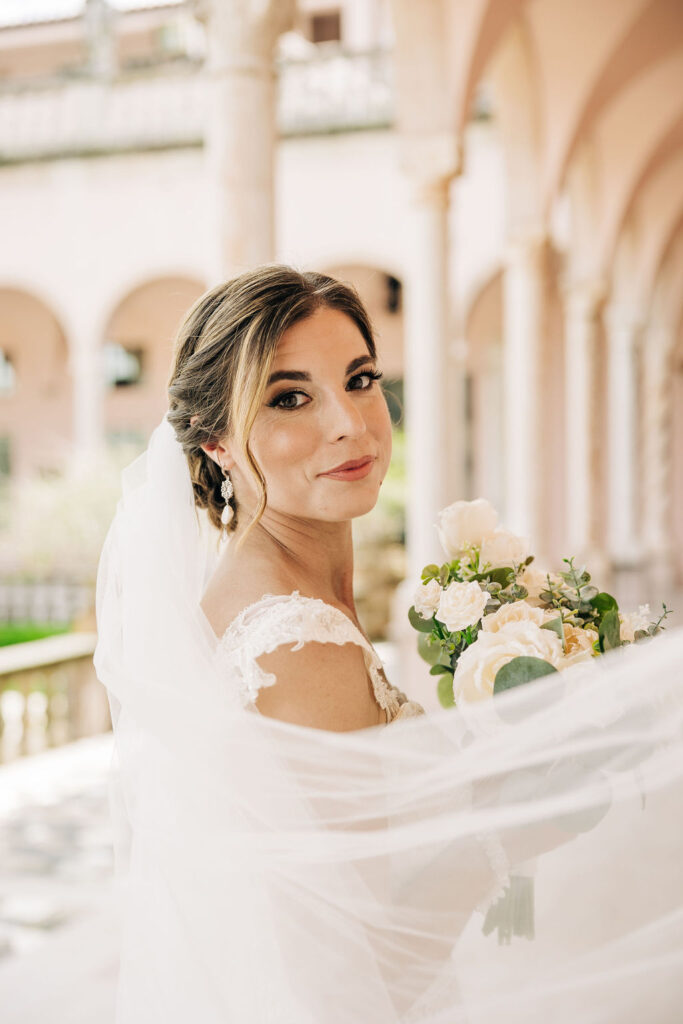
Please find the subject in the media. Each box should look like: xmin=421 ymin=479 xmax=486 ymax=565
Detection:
xmin=267 ymin=368 xmax=384 ymax=411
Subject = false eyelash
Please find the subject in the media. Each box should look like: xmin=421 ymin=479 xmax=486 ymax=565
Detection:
xmin=268 ymin=369 xmax=384 ymax=409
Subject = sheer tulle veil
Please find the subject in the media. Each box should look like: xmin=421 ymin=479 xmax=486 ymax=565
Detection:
xmin=93 ymin=413 xmax=683 ymax=1023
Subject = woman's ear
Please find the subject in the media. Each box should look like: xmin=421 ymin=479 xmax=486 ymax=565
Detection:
xmin=190 ymin=415 xmax=236 ymax=471
xmin=201 ymin=441 xmax=236 ymax=471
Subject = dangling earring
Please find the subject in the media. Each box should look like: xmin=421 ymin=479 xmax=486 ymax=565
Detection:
xmin=220 ymin=467 xmax=234 ymax=526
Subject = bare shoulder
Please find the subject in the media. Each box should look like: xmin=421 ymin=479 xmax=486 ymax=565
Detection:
xmin=255 ymin=640 xmax=384 ymax=731
xmin=199 ymin=552 xmax=297 ymax=641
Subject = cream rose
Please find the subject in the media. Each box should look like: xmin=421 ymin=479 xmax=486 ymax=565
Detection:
xmin=481 ymin=600 xmax=555 ymax=633
xmin=413 ymin=578 xmax=442 ymax=619
xmin=452 ymin=620 xmax=564 ymax=703
xmin=561 ymin=624 xmax=599 ymax=666
xmin=618 ymin=604 xmax=651 ymax=643
xmin=478 ymin=527 xmax=530 ymax=569
xmin=435 ymin=580 xmax=488 ymax=633
xmin=436 ymin=499 xmax=498 ymax=559
xmin=517 ymin=565 xmax=562 ymax=606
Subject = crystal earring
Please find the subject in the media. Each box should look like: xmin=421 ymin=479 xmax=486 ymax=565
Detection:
xmin=220 ymin=468 xmax=234 ymax=526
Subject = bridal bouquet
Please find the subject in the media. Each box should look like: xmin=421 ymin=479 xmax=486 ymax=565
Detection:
xmin=410 ymin=498 xmax=670 ymax=709
xmin=409 ymin=497 xmax=671 ymax=944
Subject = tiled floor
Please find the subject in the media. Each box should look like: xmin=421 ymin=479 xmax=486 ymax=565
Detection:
xmin=0 ymin=734 xmax=121 ymax=1023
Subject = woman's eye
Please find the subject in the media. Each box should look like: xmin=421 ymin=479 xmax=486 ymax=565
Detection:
xmin=270 ymin=390 xmax=309 ymax=410
xmin=349 ymin=370 xmax=383 ymax=390
xmin=268 ymin=370 xmax=383 ymax=410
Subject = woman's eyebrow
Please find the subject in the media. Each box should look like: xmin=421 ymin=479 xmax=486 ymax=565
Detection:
xmin=266 ymin=354 xmax=375 ymax=386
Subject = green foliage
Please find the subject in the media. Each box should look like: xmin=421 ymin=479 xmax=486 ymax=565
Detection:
xmin=0 ymin=622 xmax=70 ymax=647
xmin=429 ymin=663 xmax=453 ymax=676
xmin=493 ymin=656 xmax=558 ymax=696
xmin=590 ymin=592 xmax=619 ymax=616
xmin=598 ymin=609 xmax=622 ymax=651
xmin=437 ymin=672 xmax=456 ymax=709
xmin=408 ymin=605 xmax=435 ymax=633
xmin=541 ymin=616 xmax=566 ymax=652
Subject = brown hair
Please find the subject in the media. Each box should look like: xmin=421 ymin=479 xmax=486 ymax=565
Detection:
xmin=166 ymin=264 xmax=378 ymax=551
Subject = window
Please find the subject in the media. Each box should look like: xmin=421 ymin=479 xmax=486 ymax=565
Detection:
xmin=106 ymin=429 xmax=147 ymax=451
xmin=309 ymin=10 xmax=342 ymax=44
xmin=386 ymin=275 xmax=401 ymax=314
xmin=0 ymin=350 xmax=16 ymax=396
xmin=0 ymin=436 xmax=10 ymax=479
xmin=103 ymin=341 xmax=144 ymax=388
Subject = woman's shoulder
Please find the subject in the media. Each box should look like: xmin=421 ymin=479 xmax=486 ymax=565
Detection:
xmin=201 ymin=555 xmax=359 ymax=643
xmin=200 ymin=561 xmax=301 ymax=644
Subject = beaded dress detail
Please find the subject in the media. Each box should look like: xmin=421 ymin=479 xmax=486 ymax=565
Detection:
xmin=216 ymin=590 xmax=426 ymax=723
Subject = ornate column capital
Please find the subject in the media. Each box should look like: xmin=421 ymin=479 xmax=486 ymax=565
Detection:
xmin=398 ymin=132 xmax=462 ymax=201
xmin=560 ymin=277 xmax=608 ymax=321
xmin=196 ymin=0 xmax=297 ymax=71
xmin=603 ymin=303 xmax=645 ymax=341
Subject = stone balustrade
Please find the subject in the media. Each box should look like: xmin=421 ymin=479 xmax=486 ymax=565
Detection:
xmin=0 ymin=49 xmax=394 ymax=164
xmin=0 ymin=633 xmax=109 ymax=764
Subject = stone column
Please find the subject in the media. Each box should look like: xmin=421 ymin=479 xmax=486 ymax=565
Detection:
xmin=387 ymin=135 xmax=459 ymax=704
xmin=604 ymin=306 xmax=643 ymax=568
xmin=501 ymin=233 xmax=546 ymax=550
xmin=399 ymin=135 xmax=459 ymax=586
xmin=562 ymin=281 xmax=607 ymax=572
xmin=641 ymin=324 xmax=676 ymax=590
xmin=197 ymin=0 xmax=296 ymax=280
xmin=85 ymin=0 xmax=117 ymax=79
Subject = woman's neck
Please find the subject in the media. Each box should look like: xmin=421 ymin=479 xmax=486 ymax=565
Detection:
xmin=226 ymin=512 xmax=357 ymax=611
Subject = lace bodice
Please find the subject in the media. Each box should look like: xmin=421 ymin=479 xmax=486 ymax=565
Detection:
xmin=215 ymin=589 xmax=425 ymax=725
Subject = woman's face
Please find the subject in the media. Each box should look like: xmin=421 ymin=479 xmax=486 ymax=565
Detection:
xmin=229 ymin=305 xmax=393 ymax=526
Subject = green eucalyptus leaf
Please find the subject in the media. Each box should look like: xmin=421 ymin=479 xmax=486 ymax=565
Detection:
xmin=429 ymin=663 xmax=453 ymax=676
xmin=417 ymin=631 xmax=442 ymax=664
xmin=590 ymin=592 xmax=619 ymax=616
xmin=421 ymin=564 xmax=441 ymax=581
xmin=408 ymin=605 xmax=436 ymax=633
xmin=541 ymin=616 xmax=566 ymax=652
xmin=437 ymin=673 xmax=455 ymax=708
xmin=599 ymin=608 xmax=621 ymax=651
xmin=488 ymin=567 xmax=515 ymax=587
xmin=493 ymin=656 xmax=558 ymax=696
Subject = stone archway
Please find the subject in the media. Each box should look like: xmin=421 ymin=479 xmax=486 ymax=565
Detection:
xmin=102 ymin=275 xmax=206 ymax=447
xmin=0 ymin=288 xmax=71 ymax=480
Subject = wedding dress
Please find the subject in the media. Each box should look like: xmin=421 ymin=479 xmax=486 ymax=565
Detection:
xmin=216 ymin=588 xmax=426 ymax=723
xmin=93 ymin=414 xmax=683 ymax=1023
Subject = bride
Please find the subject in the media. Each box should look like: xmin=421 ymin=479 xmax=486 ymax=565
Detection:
xmin=94 ymin=264 xmax=683 ymax=1023
xmin=185 ymin=269 xmax=424 ymax=729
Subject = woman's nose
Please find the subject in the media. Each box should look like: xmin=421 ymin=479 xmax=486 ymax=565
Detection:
xmin=327 ymin=388 xmax=367 ymax=440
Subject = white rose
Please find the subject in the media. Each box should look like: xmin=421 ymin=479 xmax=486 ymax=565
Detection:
xmin=413 ymin=578 xmax=442 ymax=619
xmin=481 ymin=600 xmax=555 ymax=633
xmin=618 ymin=604 xmax=651 ymax=643
xmin=435 ymin=580 xmax=488 ymax=633
xmin=436 ymin=499 xmax=498 ymax=559
xmin=561 ymin=624 xmax=599 ymax=666
xmin=517 ymin=565 xmax=563 ymax=606
xmin=452 ymin=620 xmax=564 ymax=703
xmin=478 ymin=527 xmax=530 ymax=569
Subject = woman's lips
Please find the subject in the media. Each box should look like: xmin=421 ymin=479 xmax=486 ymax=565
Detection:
xmin=320 ymin=457 xmax=375 ymax=481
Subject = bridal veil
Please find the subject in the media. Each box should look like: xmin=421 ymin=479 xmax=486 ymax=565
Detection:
xmin=93 ymin=414 xmax=683 ymax=1023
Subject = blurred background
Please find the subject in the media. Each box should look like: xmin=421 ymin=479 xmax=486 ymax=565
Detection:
xmin=0 ymin=0 xmax=682 ymax=1018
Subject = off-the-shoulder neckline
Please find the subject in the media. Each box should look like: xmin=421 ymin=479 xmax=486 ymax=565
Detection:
xmin=219 ymin=588 xmax=379 ymax=659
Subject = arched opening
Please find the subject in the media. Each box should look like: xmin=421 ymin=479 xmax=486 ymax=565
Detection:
xmin=0 ymin=288 xmax=71 ymax=481
xmin=103 ymin=275 xmax=205 ymax=450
